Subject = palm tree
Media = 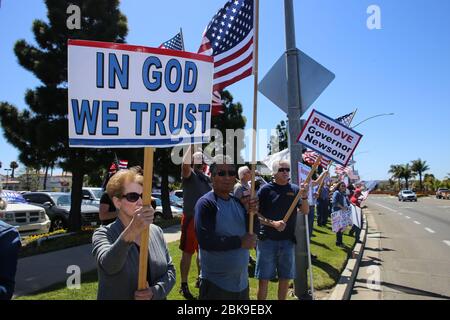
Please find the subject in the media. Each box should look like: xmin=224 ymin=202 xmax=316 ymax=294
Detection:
xmin=388 ymin=164 xmax=402 ymax=190
xmin=388 ymin=165 xmax=403 ymax=191
xmin=9 ymin=161 xmax=18 ymax=179
xmin=411 ymin=159 xmax=429 ymax=191
xmin=399 ymin=164 xmax=414 ymax=190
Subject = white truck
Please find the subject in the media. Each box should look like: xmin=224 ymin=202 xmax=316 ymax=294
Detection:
xmin=0 ymin=190 xmax=51 ymax=237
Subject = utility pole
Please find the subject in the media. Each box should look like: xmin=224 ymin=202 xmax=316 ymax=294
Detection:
xmin=284 ymin=0 xmax=310 ymax=298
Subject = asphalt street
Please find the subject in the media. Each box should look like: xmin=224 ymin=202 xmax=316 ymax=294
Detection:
xmin=351 ymin=195 xmax=450 ymax=300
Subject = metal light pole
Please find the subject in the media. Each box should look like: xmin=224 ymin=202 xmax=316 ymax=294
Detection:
xmin=352 ymin=113 xmax=394 ymax=129
xmin=284 ymin=0 xmax=310 ymax=299
xmin=351 ymin=113 xmax=394 ymax=171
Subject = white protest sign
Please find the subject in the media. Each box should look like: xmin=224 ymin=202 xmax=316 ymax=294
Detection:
xmin=68 ymin=40 xmax=214 ymax=148
xmin=350 ymin=204 xmax=362 ymax=229
xmin=297 ymin=109 xmax=363 ymax=166
xmin=331 ymin=208 xmax=353 ymax=233
xmin=298 ymin=162 xmax=311 ymax=185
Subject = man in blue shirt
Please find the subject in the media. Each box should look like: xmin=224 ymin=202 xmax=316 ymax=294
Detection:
xmin=195 ymin=155 xmax=257 ymax=300
xmin=256 ymin=160 xmax=310 ymax=300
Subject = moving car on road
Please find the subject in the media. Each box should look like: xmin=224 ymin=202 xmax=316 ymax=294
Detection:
xmin=398 ymin=189 xmax=417 ymax=202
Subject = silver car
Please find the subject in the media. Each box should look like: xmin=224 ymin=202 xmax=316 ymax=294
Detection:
xmin=398 ymin=190 xmax=417 ymax=202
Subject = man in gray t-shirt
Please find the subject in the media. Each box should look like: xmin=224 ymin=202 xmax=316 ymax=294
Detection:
xmin=179 ymin=146 xmax=212 ymax=300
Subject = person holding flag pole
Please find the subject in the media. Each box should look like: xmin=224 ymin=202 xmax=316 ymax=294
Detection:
xmin=255 ymin=159 xmax=309 ymax=300
xmin=279 ymin=155 xmax=328 ymax=300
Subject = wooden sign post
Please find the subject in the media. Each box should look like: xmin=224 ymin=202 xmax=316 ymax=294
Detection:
xmin=138 ymin=147 xmax=154 ymax=290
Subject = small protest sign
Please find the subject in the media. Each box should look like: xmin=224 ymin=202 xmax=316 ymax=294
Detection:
xmin=331 ymin=208 xmax=353 ymax=233
xmin=298 ymin=162 xmax=311 ymax=185
xmin=350 ymin=204 xmax=362 ymax=229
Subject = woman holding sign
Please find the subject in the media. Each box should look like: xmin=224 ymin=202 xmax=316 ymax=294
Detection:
xmin=331 ymin=182 xmax=351 ymax=248
xmin=92 ymin=168 xmax=175 ymax=300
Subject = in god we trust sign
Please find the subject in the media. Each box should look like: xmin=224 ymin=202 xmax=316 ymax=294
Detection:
xmin=68 ymin=40 xmax=214 ymax=148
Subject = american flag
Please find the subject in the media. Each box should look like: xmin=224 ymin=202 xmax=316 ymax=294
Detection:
xmin=198 ymin=0 xmax=255 ymax=115
xmin=118 ymin=160 xmax=128 ymax=170
xmin=336 ymin=111 xmax=356 ymax=127
xmin=335 ymin=165 xmax=352 ymax=175
xmin=302 ymin=150 xmax=331 ymax=168
xmin=303 ymin=110 xmax=357 ymax=168
xmin=159 ymin=31 xmax=184 ymax=51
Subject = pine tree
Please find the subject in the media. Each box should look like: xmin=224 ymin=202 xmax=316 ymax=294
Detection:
xmin=210 ymin=90 xmax=247 ymax=164
xmin=0 ymin=0 xmax=128 ymax=231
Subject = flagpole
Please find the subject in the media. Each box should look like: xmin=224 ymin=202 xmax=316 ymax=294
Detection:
xmin=249 ymin=0 xmax=260 ymax=235
xmin=282 ymin=155 xmax=322 ymax=223
xmin=180 ymin=27 xmax=185 ymax=51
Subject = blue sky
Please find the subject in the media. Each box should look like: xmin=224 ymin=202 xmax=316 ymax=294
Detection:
xmin=1 ymin=0 xmax=449 ymax=181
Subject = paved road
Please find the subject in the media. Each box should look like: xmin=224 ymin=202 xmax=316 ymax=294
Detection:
xmin=351 ymin=195 xmax=450 ymax=300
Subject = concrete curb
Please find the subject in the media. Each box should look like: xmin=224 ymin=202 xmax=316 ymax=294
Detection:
xmin=328 ymin=216 xmax=368 ymax=300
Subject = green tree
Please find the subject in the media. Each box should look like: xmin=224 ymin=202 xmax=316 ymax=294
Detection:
xmin=388 ymin=164 xmax=403 ymax=191
xmin=210 ymin=90 xmax=247 ymax=164
xmin=17 ymin=167 xmax=41 ymax=191
xmin=399 ymin=164 xmax=414 ymax=190
xmin=9 ymin=161 xmax=19 ymax=179
xmin=0 ymin=0 xmax=128 ymax=231
xmin=267 ymin=120 xmax=288 ymax=155
xmin=411 ymin=159 xmax=429 ymax=191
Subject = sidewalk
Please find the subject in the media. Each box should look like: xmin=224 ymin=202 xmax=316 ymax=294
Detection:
xmin=14 ymin=224 xmax=181 ymax=297
xmin=350 ymin=209 xmax=382 ymax=299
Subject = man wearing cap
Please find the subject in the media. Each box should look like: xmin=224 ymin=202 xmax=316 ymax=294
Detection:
xmin=179 ymin=145 xmax=212 ymax=299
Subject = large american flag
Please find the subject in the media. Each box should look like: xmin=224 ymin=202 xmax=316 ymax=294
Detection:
xmin=159 ymin=31 xmax=184 ymax=51
xmin=303 ymin=110 xmax=357 ymax=168
xmin=198 ymin=0 xmax=255 ymax=115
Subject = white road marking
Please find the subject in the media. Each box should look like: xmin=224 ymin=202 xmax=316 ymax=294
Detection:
xmin=399 ymin=207 xmax=412 ymax=209
xmin=438 ymin=206 xmax=450 ymax=209
xmin=374 ymin=203 xmax=397 ymax=212
xmin=414 ymin=221 xmax=421 ymax=225
xmin=425 ymin=228 xmax=435 ymax=234
xmin=405 ymin=216 xmax=411 ymax=219
xmin=444 ymin=241 xmax=450 ymax=247
xmin=398 ymin=212 xmax=403 ymax=215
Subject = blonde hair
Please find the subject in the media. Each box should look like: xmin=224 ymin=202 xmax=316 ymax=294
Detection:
xmin=272 ymin=160 xmax=290 ymax=174
xmin=106 ymin=168 xmax=143 ymax=199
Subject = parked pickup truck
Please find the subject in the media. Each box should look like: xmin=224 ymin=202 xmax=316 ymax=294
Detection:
xmin=436 ymin=188 xmax=449 ymax=199
xmin=0 ymin=190 xmax=51 ymax=236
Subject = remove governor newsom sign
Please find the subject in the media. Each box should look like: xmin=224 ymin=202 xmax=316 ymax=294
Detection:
xmin=297 ymin=109 xmax=363 ymax=166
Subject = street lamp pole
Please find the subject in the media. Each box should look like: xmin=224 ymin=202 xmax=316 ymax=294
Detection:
xmin=351 ymin=113 xmax=394 ymax=129
xmin=350 ymin=113 xmax=394 ymax=173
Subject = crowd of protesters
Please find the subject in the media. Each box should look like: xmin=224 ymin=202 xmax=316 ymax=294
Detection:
xmin=0 ymin=147 xmax=365 ymax=301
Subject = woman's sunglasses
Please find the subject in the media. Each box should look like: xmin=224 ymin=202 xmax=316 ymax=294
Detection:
xmin=121 ymin=192 xmax=143 ymax=203
xmin=278 ymin=168 xmax=290 ymax=173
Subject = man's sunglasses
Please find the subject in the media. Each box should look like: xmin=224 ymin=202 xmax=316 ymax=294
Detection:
xmin=121 ymin=192 xmax=143 ymax=202
xmin=278 ymin=168 xmax=290 ymax=173
xmin=216 ymin=170 xmax=237 ymax=177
